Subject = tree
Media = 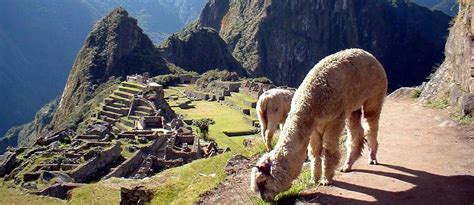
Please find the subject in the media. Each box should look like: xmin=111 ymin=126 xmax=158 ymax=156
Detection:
xmin=192 ymin=118 xmax=216 ymax=141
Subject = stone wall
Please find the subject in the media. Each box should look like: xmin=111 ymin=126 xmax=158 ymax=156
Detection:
xmin=103 ymin=151 xmax=146 ymax=179
xmin=34 ymin=183 xmax=83 ymax=200
xmin=69 ymin=143 xmax=122 ymax=183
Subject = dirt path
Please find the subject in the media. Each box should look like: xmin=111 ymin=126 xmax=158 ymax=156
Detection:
xmin=201 ymin=98 xmax=474 ymax=204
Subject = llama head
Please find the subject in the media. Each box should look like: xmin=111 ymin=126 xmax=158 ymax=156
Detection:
xmin=250 ymin=153 xmax=292 ymax=202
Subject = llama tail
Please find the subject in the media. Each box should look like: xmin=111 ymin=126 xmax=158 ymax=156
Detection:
xmin=256 ymin=95 xmax=269 ymax=140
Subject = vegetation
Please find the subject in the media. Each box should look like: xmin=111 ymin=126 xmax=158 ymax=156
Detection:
xmin=193 ymin=118 xmax=216 ymax=141
xmin=154 ymin=74 xmax=182 ymax=87
xmin=60 ymin=79 xmax=120 ymax=131
xmin=451 ymin=108 xmax=474 ymax=125
xmin=427 ymin=97 xmax=449 ymax=109
xmin=251 ymin=77 xmax=273 ymax=84
xmin=0 ymin=185 xmax=65 ymax=205
xmin=196 ymin=69 xmax=240 ymax=88
xmin=411 ymin=88 xmax=422 ymax=98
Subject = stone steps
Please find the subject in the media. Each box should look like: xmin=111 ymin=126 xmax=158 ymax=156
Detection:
xmin=110 ymin=95 xmax=132 ymax=106
xmin=120 ymin=118 xmax=135 ymax=127
xmin=135 ymin=106 xmax=154 ymax=113
xmin=111 ymin=101 xmax=127 ymax=108
xmin=100 ymin=110 xmax=123 ymax=119
xmin=100 ymin=115 xmax=117 ymax=123
xmin=103 ymin=105 xmax=128 ymax=115
xmin=119 ymin=86 xmax=141 ymax=95
xmin=133 ymin=110 xmax=150 ymax=117
xmin=114 ymin=90 xmax=134 ymax=99
xmin=115 ymin=122 xmax=132 ymax=131
xmin=122 ymin=82 xmax=146 ymax=90
xmin=129 ymin=115 xmax=141 ymax=121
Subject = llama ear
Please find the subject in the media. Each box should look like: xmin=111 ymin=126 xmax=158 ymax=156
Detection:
xmin=254 ymin=161 xmax=272 ymax=176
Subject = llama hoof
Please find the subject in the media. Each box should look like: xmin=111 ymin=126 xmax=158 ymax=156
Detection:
xmin=340 ymin=165 xmax=352 ymax=173
xmin=369 ymin=159 xmax=378 ymax=165
xmin=318 ymin=179 xmax=332 ymax=186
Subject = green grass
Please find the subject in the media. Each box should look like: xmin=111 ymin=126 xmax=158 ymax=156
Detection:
xmin=427 ymin=97 xmax=449 ymax=109
xmin=0 ymin=186 xmax=65 ymax=205
xmin=174 ymin=100 xmax=256 ymax=152
xmin=232 ymin=92 xmax=257 ymax=103
xmin=226 ymin=95 xmax=253 ymax=110
xmin=69 ymin=182 xmax=121 ymax=205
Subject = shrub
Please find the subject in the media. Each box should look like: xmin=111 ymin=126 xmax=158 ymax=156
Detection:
xmin=196 ymin=69 xmax=240 ymax=88
xmin=428 ymin=97 xmax=449 ymax=109
xmin=154 ymin=74 xmax=181 ymax=87
xmin=251 ymin=77 xmax=273 ymax=84
xmin=60 ymin=136 xmax=72 ymax=144
xmin=411 ymin=89 xmax=422 ymax=98
xmin=192 ymin=118 xmax=216 ymax=141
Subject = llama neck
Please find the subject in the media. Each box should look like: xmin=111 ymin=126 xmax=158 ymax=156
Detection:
xmin=270 ymin=115 xmax=312 ymax=182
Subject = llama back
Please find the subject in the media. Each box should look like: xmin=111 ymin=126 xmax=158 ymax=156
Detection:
xmin=291 ymin=48 xmax=388 ymax=118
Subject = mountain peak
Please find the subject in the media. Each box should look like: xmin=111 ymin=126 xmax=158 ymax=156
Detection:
xmin=52 ymin=7 xmax=168 ymax=129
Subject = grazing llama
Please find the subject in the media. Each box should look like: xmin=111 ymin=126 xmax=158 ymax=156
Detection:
xmin=250 ymin=49 xmax=388 ymax=201
xmin=256 ymin=88 xmax=295 ymax=151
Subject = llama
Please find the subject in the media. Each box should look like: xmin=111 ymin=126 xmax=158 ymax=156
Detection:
xmin=256 ymin=88 xmax=295 ymax=151
xmin=250 ymin=49 xmax=387 ymax=201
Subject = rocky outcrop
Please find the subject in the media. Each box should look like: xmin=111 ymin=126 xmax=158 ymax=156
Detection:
xmin=420 ymin=0 xmax=474 ymax=115
xmin=0 ymin=151 xmax=16 ymax=176
xmin=198 ymin=0 xmax=451 ymax=90
xmin=158 ymin=24 xmax=246 ymax=75
xmin=52 ymin=7 xmax=169 ymax=129
xmin=0 ymin=98 xmax=59 ymax=153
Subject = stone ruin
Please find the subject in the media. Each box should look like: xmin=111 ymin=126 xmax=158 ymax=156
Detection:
xmin=184 ymin=81 xmax=242 ymax=101
xmin=120 ymin=186 xmax=153 ymax=205
xmin=241 ymin=80 xmax=276 ymax=99
xmin=95 ymin=75 xmax=176 ymax=133
xmin=0 ymin=74 xmax=229 ymax=200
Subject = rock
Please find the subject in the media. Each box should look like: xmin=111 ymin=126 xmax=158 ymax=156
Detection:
xmin=224 ymin=154 xmax=251 ymax=175
xmin=438 ymin=120 xmax=458 ymax=128
xmin=461 ymin=94 xmax=474 ymax=116
xmin=0 ymin=151 xmax=17 ymax=177
xmin=388 ymin=87 xmax=419 ymax=99
xmin=420 ymin=1 xmax=473 ymax=107
xmin=22 ymin=182 xmax=37 ymax=190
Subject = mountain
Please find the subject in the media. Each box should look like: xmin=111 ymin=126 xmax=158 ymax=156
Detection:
xmin=0 ymin=0 xmax=206 ymax=138
xmin=52 ymin=7 xmax=169 ymax=130
xmin=412 ymin=0 xmax=458 ymax=16
xmin=80 ymin=0 xmax=208 ymax=42
xmin=158 ymin=24 xmax=246 ymax=75
xmin=0 ymin=98 xmax=59 ymax=152
xmin=198 ymin=0 xmax=451 ymax=91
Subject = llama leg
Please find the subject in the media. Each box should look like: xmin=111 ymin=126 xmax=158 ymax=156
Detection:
xmin=364 ymin=98 xmax=383 ymax=165
xmin=308 ymin=132 xmax=323 ymax=183
xmin=341 ymin=109 xmax=365 ymax=172
xmin=321 ymin=118 xmax=345 ymax=185
xmin=264 ymin=121 xmax=278 ymax=151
